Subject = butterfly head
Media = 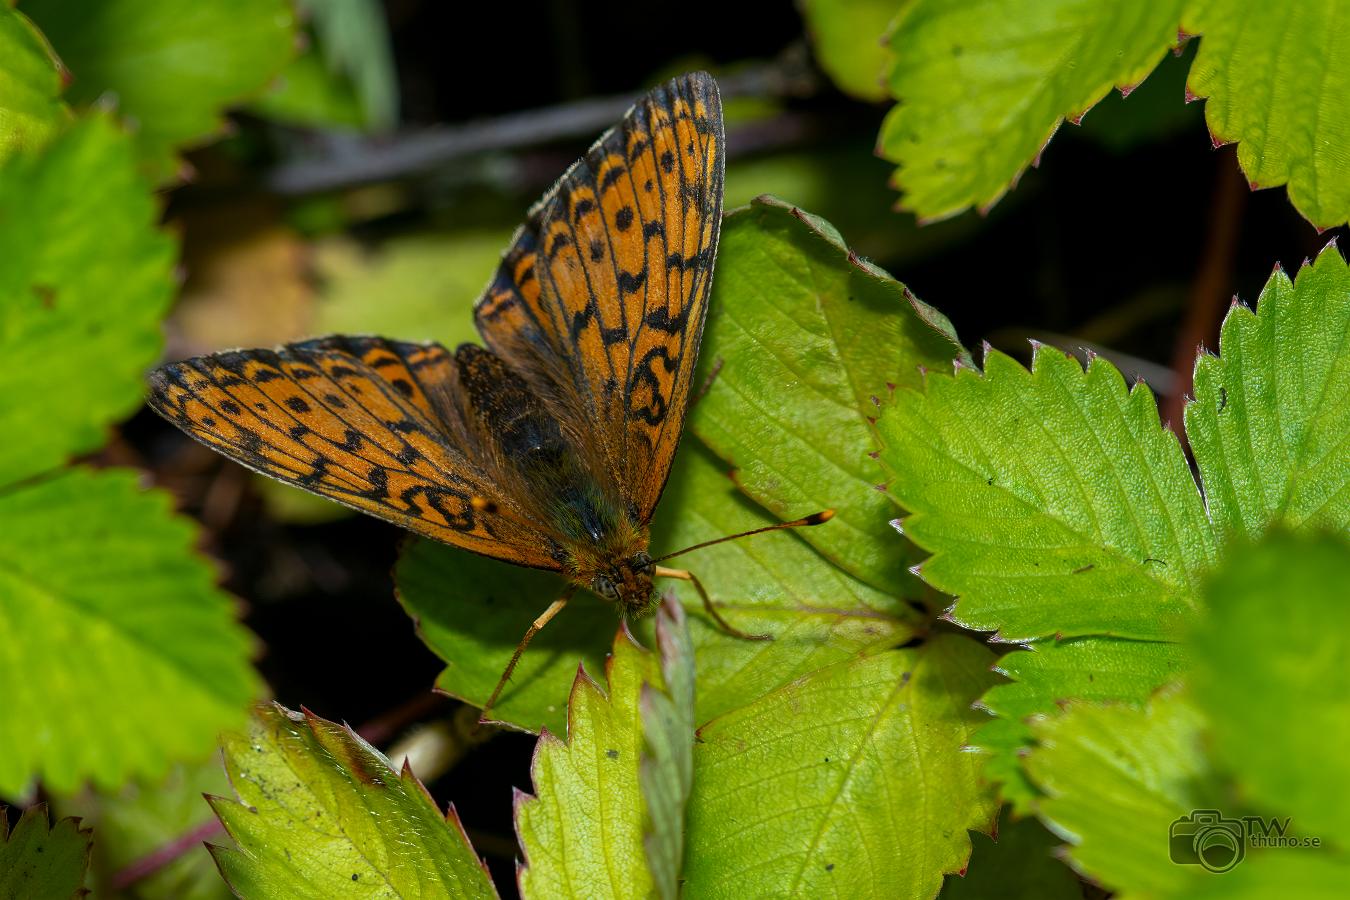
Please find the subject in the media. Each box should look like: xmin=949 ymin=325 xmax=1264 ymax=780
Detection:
xmin=588 ymin=550 xmax=658 ymax=617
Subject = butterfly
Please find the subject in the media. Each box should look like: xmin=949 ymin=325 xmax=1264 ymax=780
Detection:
xmin=148 ymin=72 xmax=830 ymax=722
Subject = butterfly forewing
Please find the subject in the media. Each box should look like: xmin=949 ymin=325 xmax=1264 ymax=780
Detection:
xmin=147 ymin=338 xmax=562 ymax=570
xmin=474 ymin=72 xmax=725 ymax=524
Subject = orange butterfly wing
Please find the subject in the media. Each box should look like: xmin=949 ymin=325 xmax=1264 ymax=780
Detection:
xmin=474 ymin=72 xmax=725 ymax=524
xmin=147 ymin=337 xmax=563 ymax=571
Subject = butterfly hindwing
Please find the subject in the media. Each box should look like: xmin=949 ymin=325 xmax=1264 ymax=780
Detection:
xmin=147 ymin=338 xmax=563 ymax=571
xmin=474 ymin=71 xmax=725 ymax=524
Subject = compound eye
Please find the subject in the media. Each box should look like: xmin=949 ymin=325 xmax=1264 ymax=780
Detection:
xmin=632 ymin=551 xmax=654 ymax=576
xmin=592 ymin=574 xmax=619 ymax=601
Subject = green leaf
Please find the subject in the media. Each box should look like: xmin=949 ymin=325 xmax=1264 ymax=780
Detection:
xmin=0 ymin=805 xmax=91 ymax=900
xmin=1191 ymin=529 xmax=1350 ymax=843
xmin=210 ymin=703 xmax=497 ymax=898
xmin=0 ymin=467 xmax=261 ymax=795
xmin=516 ymin=627 xmax=660 ymax=899
xmin=398 ymin=442 xmax=922 ymax=734
xmin=1185 ymin=0 xmax=1350 ymax=229
xmin=252 ymin=0 xmax=399 ymax=131
xmin=876 ymin=345 xmax=1215 ymax=641
xmin=248 ymin=48 xmax=366 ymax=130
xmin=799 ymin=0 xmax=896 ymax=101
xmin=940 ymin=808 xmax=1081 ymax=900
xmin=1186 ymin=246 xmax=1350 ymax=542
xmin=0 ymin=6 xmax=68 ymax=161
xmin=57 ymin=762 xmax=233 ymax=900
xmin=1182 ymin=853 xmax=1350 ymax=899
xmin=24 ymin=0 xmax=296 ymax=181
xmin=396 ymin=539 xmax=610 ymax=737
xmin=0 ymin=115 xmax=175 ymax=487
xmin=1023 ymin=688 xmax=1213 ymax=896
xmin=639 ymin=600 xmax=696 ymax=900
xmin=652 ymin=443 xmax=924 ymax=724
xmin=694 ymin=195 xmax=968 ymax=596
xmin=302 ymin=0 xmax=397 ymax=130
xmin=878 ymin=244 xmax=1350 ymax=816
xmin=683 ymin=634 xmax=998 ymax=899
xmin=312 ymin=231 xmax=507 ymax=347
xmin=973 ymin=638 xmax=1189 ymax=812
xmin=878 ymin=0 xmax=1186 ymax=221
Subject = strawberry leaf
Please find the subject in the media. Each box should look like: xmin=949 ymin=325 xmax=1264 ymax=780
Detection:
xmin=1191 ymin=529 xmax=1350 ymax=843
xmin=210 ymin=703 xmax=497 ymax=898
xmin=1023 ymin=688 xmax=1212 ymax=895
xmin=878 ymin=0 xmax=1186 ymax=221
xmin=877 ymin=242 xmax=1350 ymax=815
xmin=1186 ymin=247 xmax=1350 ymax=540
xmin=0 ymin=468 xmax=260 ymax=795
xmin=1185 ymin=0 xmax=1350 ymax=229
xmin=878 ymin=345 xmax=1214 ymax=642
xmin=515 ymin=626 xmax=662 ymax=898
xmin=0 ymin=6 xmax=68 ymax=161
xmin=23 ymin=0 xmax=295 ymax=181
xmin=682 ymin=634 xmax=998 ymax=899
xmin=0 ymin=805 xmax=92 ymax=899
xmin=693 ymin=195 xmax=968 ymax=597
xmin=0 ymin=115 xmax=175 ymax=486
xmin=974 ymin=638 xmax=1188 ymax=812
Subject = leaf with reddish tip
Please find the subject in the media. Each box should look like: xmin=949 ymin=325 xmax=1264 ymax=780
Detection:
xmin=210 ymin=703 xmax=497 ymax=898
xmin=693 ymin=195 xmax=968 ymax=597
xmin=515 ymin=626 xmax=663 ymax=899
xmin=878 ymin=0 xmax=1187 ymax=221
xmin=941 ymin=808 xmax=1080 ymax=900
xmin=682 ymin=634 xmax=998 ymax=899
xmin=0 ymin=805 xmax=92 ymax=899
xmin=1186 ymin=0 xmax=1350 ymax=229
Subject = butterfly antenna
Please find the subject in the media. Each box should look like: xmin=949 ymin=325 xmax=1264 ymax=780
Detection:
xmin=652 ymin=510 xmax=834 ymax=563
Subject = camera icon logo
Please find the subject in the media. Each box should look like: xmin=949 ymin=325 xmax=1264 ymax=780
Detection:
xmin=1169 ymin=809 xmax=1246 ymax=873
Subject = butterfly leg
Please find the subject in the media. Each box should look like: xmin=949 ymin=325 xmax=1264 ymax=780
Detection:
xmin=654 ymin=566 xmax=770 ymax=641
xmin=481 ymin=586 xmax=577 ymax=724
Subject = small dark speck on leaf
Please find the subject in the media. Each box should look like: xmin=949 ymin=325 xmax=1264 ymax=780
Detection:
xmin=1073 ymin=564 xmax=1094 ymax=574
xmin=986 ymin=477 xmax=993 ymax=486
xmin=901 ymin=671 xmax=912 ymax=684
xmin=353 ymin=874 xmax=360 ymax=881
xmin=1218 ymin=386 xmax=1228 ymax=411
xmin=825 ymin=863 xmax=835 ymax=872
xmin=606 ymin=748 xmax=619 ymax=760
xmin=1088 ymin=674 xmax=1095 ymax=682
xmin=824 ymin=757 xmax=830 ymax=762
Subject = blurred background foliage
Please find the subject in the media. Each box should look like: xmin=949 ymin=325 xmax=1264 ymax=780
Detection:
xmin=1 ymin=0 xmax=1346 ymax=895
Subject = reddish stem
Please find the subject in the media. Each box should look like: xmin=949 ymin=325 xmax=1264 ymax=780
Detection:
xmin=1163 ymin=151 xmax=1248 ymax=437
xmin=110 ymin=818 xmax=224 ymax=890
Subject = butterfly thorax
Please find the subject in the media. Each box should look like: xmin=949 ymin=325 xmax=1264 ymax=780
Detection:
xmin=565 ymin=516 xmax=658 ymax=618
